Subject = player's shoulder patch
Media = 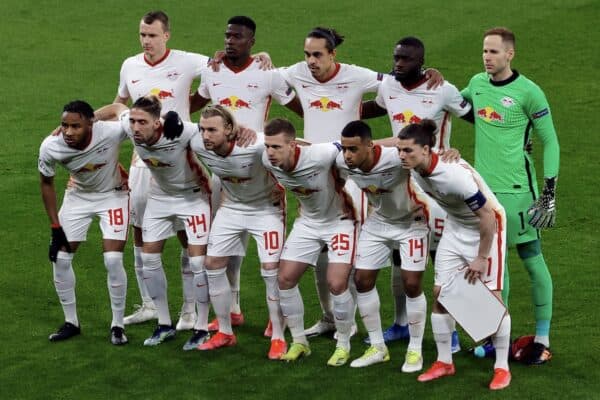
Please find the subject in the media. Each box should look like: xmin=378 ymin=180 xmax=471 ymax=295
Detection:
xmin=531 ymin=108 xmax=549 ymax=119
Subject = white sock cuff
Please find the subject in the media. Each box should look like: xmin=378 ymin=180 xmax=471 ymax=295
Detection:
xmin=189 ymin=256 xmax=206 ymax=273
xmin=431 ymin=313 xmax=454 ymax=334
xmin=57 ymin=251 xmax=73 ymax=261
xmin=356 ymin=287 xmax=378 ymax=300
xmin=206 ymin=267 xmax=227 ymax=278
xmin=279 ymin=285 xmax=300 ymax=299
xmin=497 ymin=314 xmax=511 ymax=337
xmin=406 ymin=292 xmax=426 ymax=303
xmin=260 ymin=268 xmax=278 ymax=278
xmin=141 ymin=252 xmax=162 ymax=269
xmin=103 ymin=251 xmax=123 ymax=261
xmin=133 ymin=246 xmax=142 ymax=257
xmin=331 ymin=289 xmax=352 ymax=303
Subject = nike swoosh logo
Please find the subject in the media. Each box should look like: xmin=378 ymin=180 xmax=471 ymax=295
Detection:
xmin=483 ymin=279 xmax=493 ymax=284
xmin=475 ymin=92 xmax=483 ymax=95
xmin=132 ymin=80 xmax=140 ymax=84
xmin=113 ymin=229 xmax=124 ymax=233
xmin=517 ymin=230 xmax=528 ymax=236
xmin=268 ymin=251 xmax=279 ymax=256
xmin=212 ymin=82 xmax=222 ymax=86
xmin=389 ymin=96 xmax=398 ymax=99
xmin=413 ymin=259 xmax=423 ymax=263
xmin=337 ymin=252 xmax=347 ymax=256
xmin=302 ymin=84 xmax=310 ymax=88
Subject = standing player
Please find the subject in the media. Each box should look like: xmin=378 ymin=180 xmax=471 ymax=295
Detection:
xmin=263 ymin=118 xmax=357 ymax=366
xmin=461 ymin=27 xmax=559 ymax=364
xmin=39 ymin=100 xmax=129 ymax=345
xmin=117 ymin=96 xmax=213 ymax=346
xmin=187 ymin=105 xmax=287 ymax=359
xmin=279 ymin=27 xmax=444 ymax=337
xmin=397 ymin=120 xmax=511 ymax=390
xmin=114 ymin=10 xmax=210 ymax=329
xmin=361 ymin=37 xmax=472 ymax=348
xmin=193 ymin=16 xmax=302 ymax=334
xmin=336 ymin=121 xmax=430 ymax=372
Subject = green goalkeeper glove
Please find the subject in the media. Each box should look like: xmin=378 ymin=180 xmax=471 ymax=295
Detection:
xmin=527 ymin=177 xmax=556 ymax=229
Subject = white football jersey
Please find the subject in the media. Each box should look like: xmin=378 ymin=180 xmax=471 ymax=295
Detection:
xmin=118 ymin=49 xmax=209 ymax=167
xmin=38 ymin=121 xmax=127 ymax=192
xmin=410 ymin=154 xmax=503 ymax=228
xmin=375 ymin=75 xmax=471 ymax=151
xmin=198 ymin=58 xmax=295 ymax=131
xmin=336 ymin=146 xmax=429 ymax=224
xmin=263 ymin=143 xmax=356 ymax=222
xmin=279 ymin=62 xmax=382 ymax=143
xmin=190 ymin=132 xmax=284 ymax=213
xmin=120 ymin=111 xmax=210 ymax=196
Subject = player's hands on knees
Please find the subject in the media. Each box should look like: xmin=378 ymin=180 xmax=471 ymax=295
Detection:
xmin=49 ymin=225 xmax=71 ymax=262
xmin=162 ymin=111 xmax=184 ymax=140
xmin=439 ymin=147 xmax=460 ymax=163
xmin=464 ymin=256 xmax=486 ymax=285
xmin=527 ymin=177 xmax=556 ymax=229
xmin=424 ymin=68 xmax=444 ymax=90
xmin=236 ymin=125 xmax=257 ymax=147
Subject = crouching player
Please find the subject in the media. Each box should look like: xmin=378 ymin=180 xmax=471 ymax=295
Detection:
xmin=337 ymin=121 xmax=430 ymax=371
xmin=263 ymin=118 xmax=357 ymax=366
xmin=39 ymin=100 xmax=129 ymax=345
xmin=188 ymin=105 xmax=287 ymax=358
xmin=397 ymin=119 xmax=511 ymax=390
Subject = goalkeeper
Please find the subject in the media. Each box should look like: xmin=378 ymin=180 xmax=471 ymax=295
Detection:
xmin=460 ymin=27 xmax=559 ymax=365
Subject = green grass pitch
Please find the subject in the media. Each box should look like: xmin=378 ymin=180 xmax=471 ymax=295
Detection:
xmin=1 ymin=0 xmax=599 ymax=398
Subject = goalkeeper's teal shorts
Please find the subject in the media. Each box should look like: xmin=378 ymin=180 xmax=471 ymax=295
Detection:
xmin=496 ymin=192 xmax=541 ymax=246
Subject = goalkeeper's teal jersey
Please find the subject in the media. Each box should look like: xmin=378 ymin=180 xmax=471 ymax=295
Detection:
xmin=461 ymin=71 xmax=560 ymax=194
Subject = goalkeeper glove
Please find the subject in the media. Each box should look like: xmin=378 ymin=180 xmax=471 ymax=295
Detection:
xmin=49 ymin=225 xmax=71 ymax=262
xmin=162 ymin=111 xmax=183 ymax=140
xmin=527 ymin=177 xmax=556 ymax=229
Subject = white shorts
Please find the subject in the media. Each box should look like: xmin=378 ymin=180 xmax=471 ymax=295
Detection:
xmin=281 ymin=217 xmax=357 ymax=265
xmin=355 ymin=217 xmax=429 ymax=272
xmin=142 ymin=191 xmax=212 ymax=245
xmin=434 ymin=211 xmax=506 ymax=291
xmin=427 ymin=199 xmax=447 ymax=252
xmin=129 ymin=165 xmax=151 ymax=227
xmin=59 ymin=189 xmax=129 ymax=242
xmin=207 ymin=207 xmax=285 ymax=263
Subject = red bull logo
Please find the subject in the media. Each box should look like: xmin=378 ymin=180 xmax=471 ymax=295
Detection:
xmin=477 ymin=106 xmax=503 ymax=123
xmin=391 ymin=110 xmax=421 ymax=125
xmin=218 ymin=96 xmax=252 ymax=110
xmin=222 ymin=176 xmax=251 ymax=184
xmin=143 ymin=158 xmax=173 ymax=168
xmin=308 ymin=97 xmax=343 ymax=112
xmin=150 ymin=88 xmax=174 ymax=100
xmin=364 ymin=185 xmax=391 ymax=195
xmin=76 ymin=162 xmax=107 ymax=173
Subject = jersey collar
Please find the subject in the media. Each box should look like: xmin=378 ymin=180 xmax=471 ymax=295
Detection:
xmin=224 ymin=56 xmax=254 ymax=73
xmin=421 ymin=152 xmax=439 ymax=176
xmin=315 ymin=62 xmax=341 ymax=83
xmin=363 ymin=145 xmax=382 ymax=172
xmin=489 ymin=69 xmax=520 ymax=86
xmin=290 ymin=146 xmax=301 ymax=171
xmin=144 ymin=49 xmax=171 ymax=67
xmin=401 ymin=74 xmax=428 ymax=91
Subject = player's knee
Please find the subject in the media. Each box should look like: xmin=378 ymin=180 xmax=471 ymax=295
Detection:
xmin=141 ymin=252 xmax=162 ymax=271
xmin=403 ymin=277 xmax=422 ymax=298
xmin=353 ymin=271 xmax=376 ymax=293
xmin=328 ymin=280 xmax=348 ymax=295
xmin=278 ymin=274 xmax=295 ymax=291
xmin=517 ymin=239 xmax=542 ymax=259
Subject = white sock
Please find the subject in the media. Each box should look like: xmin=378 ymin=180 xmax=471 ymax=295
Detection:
xmin=180 ymin=249 xmax=195 ymax=314
xmin=141 ymin=252 xmax=171 ymax=326
xmin=332 ymin=289 xmax=354 ymax=351
xmin=279 ymin=286 xmax=307 ymax=345
xmin=493 ymin=314 xmax=511 ymax=370
xmin=391 ymin=259 xmax=407 ymax=326
xmin=227 ymin=255 xmax=243 ymax=314
xmin=261 ymin=268 xmax=284 ymax=340
xmin=356 ymin=288 xmax=384 ymax=347
xmin=315 ymin=252 xmax=333 ymax=321
xmin=189 ymin=256 xmax=208 ymax=331
xmin=431 ymin=313 xmax=455 ymax=364
xmin=53 ymin=251 xmax=78 ymax=326
xmin=406 ymin=293 xmax=427 ymax=351
xmin=207 ymin=267 xmax=233 ymax=334
xmin=133 ymin=246 xmax=153 ymax=306
xmin=103 ymin=252 xmax=127 ymax=328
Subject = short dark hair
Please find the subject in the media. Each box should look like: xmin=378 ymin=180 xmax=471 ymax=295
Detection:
xmin=396 ymin=36 xmax=425 ymax=53
xmin=307 ymin=27 xmax=344 ymax=52
xmin=484 ymin=27 xmax=515 ymax=48
xmin=341 ymin=120 xmax=372 ymax=140
xmin=132 ymin=95 xmax=162 ymax=119
xmin=63 ymin=100 xmax=94 ymax=120
xmin=264 ymin=118 xmax=296 ymax=140
xmin=397 ymin=119 xmax=437 ymax=148
xmin=142 ymin=10 xmax=170 ymax=32
xmin=227 ymin=16 xmax=256 ymax=35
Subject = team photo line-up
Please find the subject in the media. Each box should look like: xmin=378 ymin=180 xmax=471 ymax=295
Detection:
xmin=38 ymin=11 xmax=559 ymax=391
